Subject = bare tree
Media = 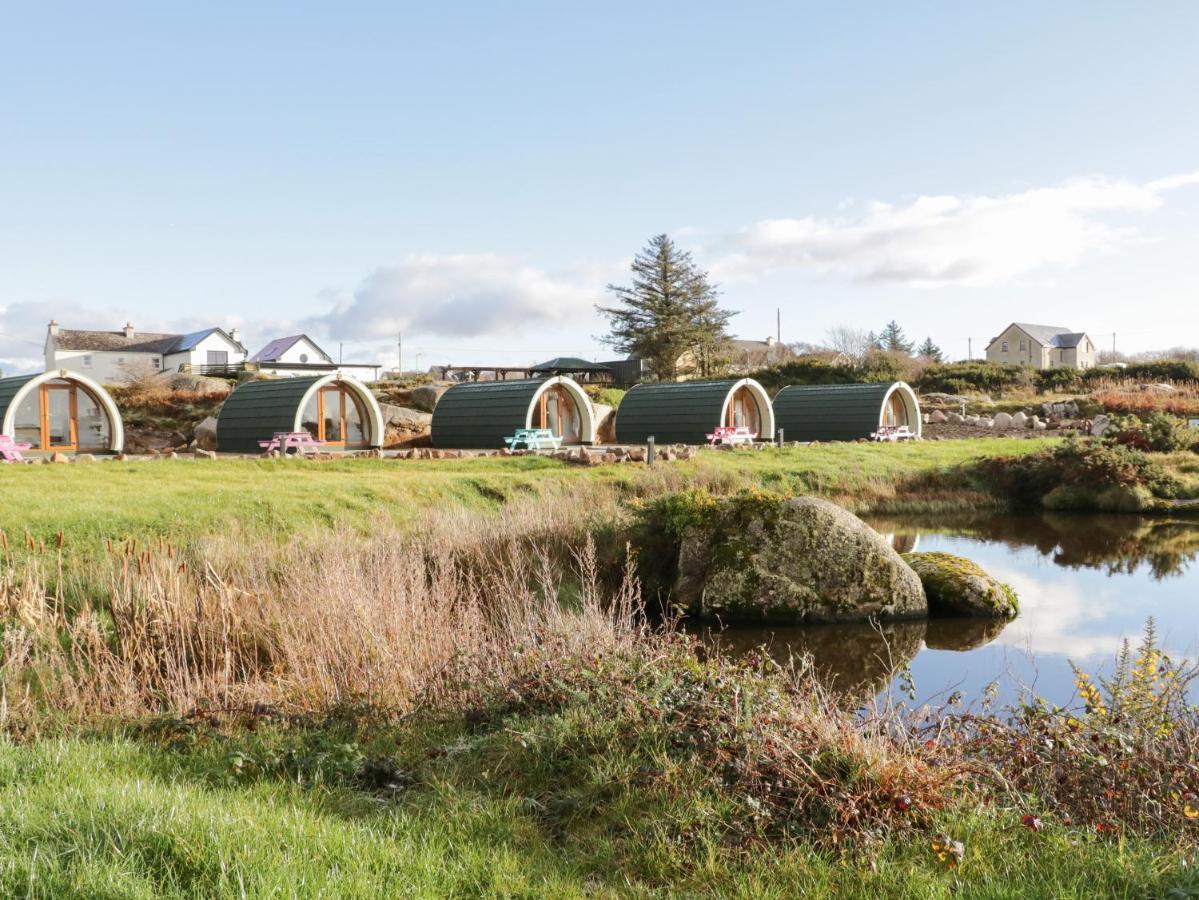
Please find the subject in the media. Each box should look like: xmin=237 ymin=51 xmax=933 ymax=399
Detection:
xmin=822 ymin=326 xmax=874 ymax=362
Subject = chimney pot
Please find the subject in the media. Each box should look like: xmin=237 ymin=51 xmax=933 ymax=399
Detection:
xmin=124 ymin=322 xmax=135 ymax=338
xmin=48 ymin=320 xmax=60 ymax=336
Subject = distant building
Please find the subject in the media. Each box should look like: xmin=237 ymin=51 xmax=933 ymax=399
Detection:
xmin=44 ymin=321 xmax=247 ymax=382
xmin=249 ymin=334 xmax=382 ymax=382
xmin=985 ymin=323 xmax=1097 ymax=370
xmin=725 ymin=336 xmax=795 ymax=373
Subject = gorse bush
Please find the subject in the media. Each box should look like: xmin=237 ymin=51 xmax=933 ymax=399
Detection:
xmin=914 ymin=361 xmax=1034 ymax=397
xmin=973 ymin=438 xmax=1179 ymax=510
xmin=1107 ymin=413 xmax=1196 ymax=453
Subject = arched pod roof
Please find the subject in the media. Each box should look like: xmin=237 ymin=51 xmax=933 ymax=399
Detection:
xmin=614 ymin=378 xmax=774 ymax=445
xmin=772 ymin=381 xmax=921 ymax=442
xmin=431 ymin=376 xmax=597 ymax=449
xmin=0 ymin=369 xmax=125 ymax=453
xmin=216 ymin=373 xmax=384 ymax=453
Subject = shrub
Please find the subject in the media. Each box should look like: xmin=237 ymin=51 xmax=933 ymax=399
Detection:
xmin=1108 ymin=413 xmax=1195 ymax=453
xmin=588 ymin=386 xmax=626 ymax=408
xmin=973 ymin=438 xmax=1179 ymax=509
xmin=914 ymin=361 xmax=1033 ymax=396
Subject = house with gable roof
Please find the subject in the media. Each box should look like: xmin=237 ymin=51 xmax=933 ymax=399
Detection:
xmin=249 ymin=334 xmax=382 ymax=382
xmin=44 ymin=321 xmax=248 ymax=382
xmin=985 ymin=323 xmax=1097 ymax=370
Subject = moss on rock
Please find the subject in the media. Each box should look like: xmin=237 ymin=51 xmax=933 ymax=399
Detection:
xmin=902 ymin=551 xmax=1018 ymax=619
xmin=674 ymin=494 xmax=927 ymax=624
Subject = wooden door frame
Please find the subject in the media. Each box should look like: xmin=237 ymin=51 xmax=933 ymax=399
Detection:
xmin=40 ymin=383 xmax=78 ymax=451
xmin=315 ymin=385 xmax=368 ymax=447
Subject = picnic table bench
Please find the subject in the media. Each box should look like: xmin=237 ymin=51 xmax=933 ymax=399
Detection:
xmin=870 ymin=425 xmax=917 ymax=443
xmin=0 ymin=435 xmax=32 ymax=463
xmin=259 ymin=431 xmax=322 ymax=455
xmin=706 ymin=426 xmax=757 ymax=446
xmin=503 ymin=428 xmax=562 ymax=451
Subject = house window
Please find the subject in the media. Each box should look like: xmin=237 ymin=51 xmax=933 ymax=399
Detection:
xmin=299 ymin=353 xmax=309 ymax=363
xmin=1001 ymin=341 xmax=1008 ymax=353
xmin=207 ymin=350 xmax=229 ymax=366
xmin=81 ymin=355 xmax=92 ymax=368
xmin=152 ymin=357 xmax=161 ymax=370
xmin=1019 ymin=340 xmax=1026 ymax=352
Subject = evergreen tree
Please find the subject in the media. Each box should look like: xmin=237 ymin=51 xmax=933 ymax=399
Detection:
xmin=917 ymin=337 xmax=944 ymax=362
xmin=879 ymin=320 xmax=914 ymax=354
xmin=597 ymin=234 xmax=735 ymax=379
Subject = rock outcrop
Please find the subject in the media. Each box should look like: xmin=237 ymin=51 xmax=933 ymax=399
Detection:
xmin=675 ymin=495 xmax=927 ymax=624
xmin=379 ymin=404 xmax=433 ymax=447
xmin=903 ymin=552 xmax=1018 ymax=619
xmin=194 ymin=416 xmax=219 ymax=451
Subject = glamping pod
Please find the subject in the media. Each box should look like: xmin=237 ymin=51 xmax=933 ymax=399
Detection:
xmin=614 ymin=378 xmax=774 ymax=445
xmin=431 ymin=377 xmax=597 ymax=449
xmin=216 ymin=374 xmax=384 ymax=453
xmin=772 ymin=381 xmax=921 ymax=442
xmin=0 ymin=369 xmax=125 ymax=454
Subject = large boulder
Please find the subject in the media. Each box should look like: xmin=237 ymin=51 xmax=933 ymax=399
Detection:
xmin=675 ymin=495 xmax=927 ymax=624
xmin=992 ymin=412 xmax=1013 ymax=430
xmin=410 ymin=384 xmax=450 ymax=413
xmin=929 ymin=410 xmax=948 ymax=424
xmin=903 ymin=552 xmax=1018 ymax=619
xmin=593 ymin=403 xmax=617 ymax=444
xmin=380 ymin=404 xmax=433 ymax=448
xmin=194 ymin=416 xmax=219 ymax=451
xmin=1011 ymin=411 xmax=1028 ymax=428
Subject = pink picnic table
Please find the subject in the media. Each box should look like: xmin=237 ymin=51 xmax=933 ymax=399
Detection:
xmin=258 ymin=431 xmax=321 ymax=455
xmin=0 ymin=435 xmax=32 ymax=463
xmin=705 ymin=426 xmax=757 ymax=446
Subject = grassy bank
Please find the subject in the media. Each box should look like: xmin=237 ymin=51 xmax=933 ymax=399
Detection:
xmin=0 ymin=439 xmax=1059 ymax=554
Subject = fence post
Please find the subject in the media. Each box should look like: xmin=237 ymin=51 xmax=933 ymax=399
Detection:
xmin=777 ymin=428 xmax=784 ymax=448
xmin=647 ymin=436 xmax=655 ymax=466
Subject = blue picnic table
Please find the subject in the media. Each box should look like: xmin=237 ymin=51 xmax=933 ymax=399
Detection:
xmin=503 ymin=428 xmax=562 ymax=451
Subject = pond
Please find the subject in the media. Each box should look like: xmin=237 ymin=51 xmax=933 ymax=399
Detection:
xmin=693 ymin=512 xmax=1199 ymax=709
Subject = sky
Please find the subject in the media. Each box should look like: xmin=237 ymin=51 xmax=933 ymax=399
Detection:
xmin=2 ymin=1 xmax=1197 ymax=375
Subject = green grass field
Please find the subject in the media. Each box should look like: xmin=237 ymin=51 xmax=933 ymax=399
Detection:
xmin=0 ymin=439 xmax=1058 ymax=551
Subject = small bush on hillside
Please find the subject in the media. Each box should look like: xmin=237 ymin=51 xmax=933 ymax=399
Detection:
xmin=1108 ymin=414 xmax=1196 ymax=454
xmin=750 ymin=351 xmax=918 ymax=392
xmin=973 ymin=438 xmax=1179 ymax=510
xmin=1090 ymin=384 xmax=1199 ymax=418
xmin=1084 ymin=360 xmax=1199 ymax=384
xmin=914 ymin=361 xmax=1033 ymax=397
xmin=588 ymin=386 xmax=626 ymax=408
xmin=1034 ymin=367 xmax=1084 ymax=393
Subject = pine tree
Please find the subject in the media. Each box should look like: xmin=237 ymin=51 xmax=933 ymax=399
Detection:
xmin=917 ymin=337 xmax=944 ymax=362
xmin=879 ymin=320 xmax=914 ymax=354
xmin=597 ymin=234 xmax=735 ymax=379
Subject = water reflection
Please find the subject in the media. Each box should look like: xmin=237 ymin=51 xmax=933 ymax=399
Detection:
xmin=698 ymin=511 xmax=1199 ymax=708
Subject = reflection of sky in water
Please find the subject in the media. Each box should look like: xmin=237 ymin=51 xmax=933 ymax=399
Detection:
xmin=704 ymin=516 xmax=1199 ymax=710
xmin=902 ymin=531 xmax=1199 ymax=708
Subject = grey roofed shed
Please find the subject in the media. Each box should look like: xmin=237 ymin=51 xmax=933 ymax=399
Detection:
xmin=613 ymin=378 xmax=774 ymax=445
xmin=772 ymin=382 xmax=921 ymax=442
xmin=216 ymin=373 xmax=384 ymax=453
xmin=430 ymin=376 xmax=597 ymax=449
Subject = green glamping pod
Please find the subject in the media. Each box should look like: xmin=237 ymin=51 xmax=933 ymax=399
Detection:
xmin=772 ymin=381 xmax=921 ymax=442
xmin=216 ymin=374 xmax=385 ymax=453
xmin=613 ymin=378 xmax=774 ymax=445
xmin=431 ymin=376 xmax=597 ymax=449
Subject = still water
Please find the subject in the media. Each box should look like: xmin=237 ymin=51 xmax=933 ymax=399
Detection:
xmin=696 ymin=513 xmax=1199 ymax=709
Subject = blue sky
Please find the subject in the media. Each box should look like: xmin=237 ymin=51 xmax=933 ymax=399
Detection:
xmin=2 ymin=2 xmax=1197 ymax=373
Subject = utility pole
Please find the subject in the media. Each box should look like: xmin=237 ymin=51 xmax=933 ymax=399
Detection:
xmin=339 ymin=342 xmax=343 ymax=364
xmin=776 ymin=307 xmax=781 ymax=344
xmin=968 ymin=337 xmax=972 ymax=360
xmin=397 ymin=332 xmax=402 ymax=375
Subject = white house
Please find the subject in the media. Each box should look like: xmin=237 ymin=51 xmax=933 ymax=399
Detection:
xmin=249 ymin=334 xmax=382 ymax=382
xmin=44 ymin=321 xmax=248 ymax=383
xmin=985 ymin=323 xmax=1097 ymax=370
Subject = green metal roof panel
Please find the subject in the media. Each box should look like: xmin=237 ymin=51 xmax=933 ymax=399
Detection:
xmin=773 ymin=382 xmax=899 ymax=442
xmin=216 ymin=376 xmax=324 ymax=452
xmin=614 ymin=380 xmax=742 ymax=445
xmin=431 ymin=379 xmax=548 ymax=448
xmin=0 ymin=374 xmax=38 ymax=430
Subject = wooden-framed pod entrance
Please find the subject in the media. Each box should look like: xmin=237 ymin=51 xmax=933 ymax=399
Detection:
xmin=772 ymin=381 xmax=922 ymax=442
xmin=216 ymin=373 xmax=385 ymax=453
xmin=0 ymin=369 xmax=125 ymax=454
xmin=430 ymin=376 xmax=598 ymax=449
xmin=613 ymin=378 xmax=775 ymax=445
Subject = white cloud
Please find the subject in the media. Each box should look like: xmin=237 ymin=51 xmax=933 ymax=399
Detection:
xmin=711 ymin=171 xmax=1199 ymax=287
xmin=304 ymin=254 xmax=601 ymax=341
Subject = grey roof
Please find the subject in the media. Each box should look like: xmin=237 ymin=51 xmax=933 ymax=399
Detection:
xmin=55 ymin=326 xmax=246 ymax=355
xmin=615 ymin=380 xmax=750 ymax=445
xmin=528 ymin=357 xmax=610 ymax=373
xmin=431 ymin=379 xmax=548 ymax=449
xmin=990 ymin=323 xmax=1088 ymax=350
xmin=216 ymin=377 xmax=323 ymax=453
xmin=773 ymin=382 xmax=919 ymax=442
